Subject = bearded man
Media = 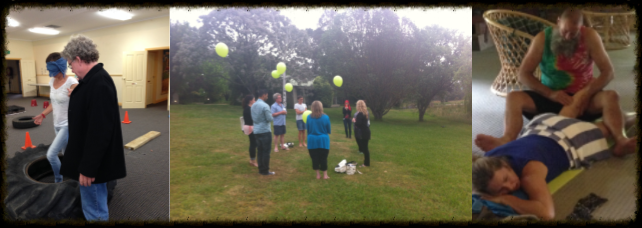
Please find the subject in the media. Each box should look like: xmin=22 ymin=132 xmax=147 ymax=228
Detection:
xmin=475 ymin=8 xmax=636 ymax=157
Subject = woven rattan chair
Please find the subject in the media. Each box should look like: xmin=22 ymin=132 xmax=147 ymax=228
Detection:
xmin=582 ymin=10 xmax=636 ymax=50
xmin=484 ymin=10 xmax=555 ymax=97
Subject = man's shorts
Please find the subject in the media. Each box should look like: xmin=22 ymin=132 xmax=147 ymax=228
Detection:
xmin=296 ymin=120 xmax=306 ymax=131
xmin=274 ymin=125 xmax=286 ymax=136
xmin=522 ymin=90 xmax=603 ymax=122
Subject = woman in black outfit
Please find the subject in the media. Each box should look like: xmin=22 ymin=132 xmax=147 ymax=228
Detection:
xmin=353 ymin=100 xmax=371 ymax=167
xmin=342 ymin=100 xmax=352 ymax=138
xmin=242 ymin=95 xmax=258 ymax=167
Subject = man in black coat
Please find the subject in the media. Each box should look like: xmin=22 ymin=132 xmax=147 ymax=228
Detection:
xmin=60 ymin=34 xmax=126 ymax=221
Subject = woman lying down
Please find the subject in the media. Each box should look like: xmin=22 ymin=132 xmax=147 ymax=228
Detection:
xmin=472 ymin=104 xmax=637 ymax=220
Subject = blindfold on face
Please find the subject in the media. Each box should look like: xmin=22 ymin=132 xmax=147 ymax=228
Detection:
xmin=46 ymin=57 xmax=67 ymax=77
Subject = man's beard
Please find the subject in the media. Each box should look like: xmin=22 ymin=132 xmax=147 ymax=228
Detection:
xmin=551 ymin=28 xmax=580 ymax=59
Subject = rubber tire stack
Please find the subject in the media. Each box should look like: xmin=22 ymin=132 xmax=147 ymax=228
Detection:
xmin=4 ymin=144 xmax=117 ymax=220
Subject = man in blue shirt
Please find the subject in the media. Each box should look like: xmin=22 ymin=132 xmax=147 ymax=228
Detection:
xmin=251 ymin=89 xmax=276 ymax=175
xmin=271 ymin=93 xmax=288 ymax=152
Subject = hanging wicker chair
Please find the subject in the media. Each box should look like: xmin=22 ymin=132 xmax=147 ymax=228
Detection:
xmin=484 ymin=10 xmax=555 ymax=97
xmin=582 ymin=10 xmax=636 ymax=50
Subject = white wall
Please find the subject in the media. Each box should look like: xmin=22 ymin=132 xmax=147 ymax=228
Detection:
xmin=27 ymin=16 xmax=170 ymax=103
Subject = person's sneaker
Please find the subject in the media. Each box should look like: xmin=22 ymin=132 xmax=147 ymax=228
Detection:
xmin=260 ymin=172 xmax=276 ymax=176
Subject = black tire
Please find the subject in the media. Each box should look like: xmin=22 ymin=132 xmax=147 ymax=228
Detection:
xmin=6 ymin=105 xmax=25 ymax=115
xmin=4 ymin=144 xmax=117 ymax=221
xmin=12 ymin=116 xmax=39 ymax=129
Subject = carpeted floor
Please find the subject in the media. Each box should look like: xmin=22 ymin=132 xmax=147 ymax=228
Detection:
xmin=472 ymin=34 xmax=638 ymax=220
xmin=4 ymin=95 xmax=169 ymax=221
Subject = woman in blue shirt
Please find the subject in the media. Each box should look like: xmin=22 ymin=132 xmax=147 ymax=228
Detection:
xmin=306 ymin=101 xmax=332 ymax=179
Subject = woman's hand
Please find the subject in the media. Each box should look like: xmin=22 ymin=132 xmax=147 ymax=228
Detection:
xmin=352 ymin=118 xmax=356 ymax=123
xmin=33 ymin=114 xmax=44 ymax=125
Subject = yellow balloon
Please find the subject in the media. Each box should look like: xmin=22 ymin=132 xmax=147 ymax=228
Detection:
xmin=276 ymin=62 xmax=286 ymax=74
xmin=271 ymin=70 xmax=280 ymax=79
xmin=215 ymin=43 xmax=228 ymax=57
xmin=333 ymin=75 xmax=343 ymax=87
xmin=285 ymin=83 xmax=293 ymax=92
xmin=302 ymin=110 xmax=312 ymax=124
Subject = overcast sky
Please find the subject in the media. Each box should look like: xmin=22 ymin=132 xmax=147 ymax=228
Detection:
xmin=170 ymin=7 xmax=471 ymax=36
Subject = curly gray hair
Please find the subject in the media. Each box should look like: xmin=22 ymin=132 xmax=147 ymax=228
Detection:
xmin=273 ymin=93 xmax=281 ymax=101
xmin=61 ymin=34 xmax=100 ymax=64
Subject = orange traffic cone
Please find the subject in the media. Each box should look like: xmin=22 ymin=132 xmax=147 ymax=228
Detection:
xmin=21 ymin=132 xmax=37 ymax=150
xmin=122 ymin=111 xmax=132 ymax=124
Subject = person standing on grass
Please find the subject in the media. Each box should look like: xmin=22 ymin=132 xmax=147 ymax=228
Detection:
xmin=306 ymin=101 xmax=331 ymax=179
xmin=353 ymin=100 xmax=371 ymax=167
xmin=342 ymin=100 xmax=352 ymax=139
xmin=60 ymin=34 xmax=126 ymax=221
xmin=32 ymin=52 xmax=78 ymax=184
xmin=294 ymin=96 xmax=308 ymax=147
xmin=251 ymin=89 xmax=276 ymax=175
xmin=271 ymin=93 xmax=289 ymax=152
xmin=242 ymin=95 xmax=258 ymax=167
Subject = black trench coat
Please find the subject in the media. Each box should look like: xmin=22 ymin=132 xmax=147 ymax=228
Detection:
xmin=60 ymin=63 xmax=126 ymax=183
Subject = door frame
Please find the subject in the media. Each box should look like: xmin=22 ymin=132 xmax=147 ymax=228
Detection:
xmin=145 ymin=47 xmax=170 ymax=105
xmin=6 ymin=58 xmax=23 ymax=94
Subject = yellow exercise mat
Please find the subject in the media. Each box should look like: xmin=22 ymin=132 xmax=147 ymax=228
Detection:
xmin=548 ymin=169 xmax=584 ymax=195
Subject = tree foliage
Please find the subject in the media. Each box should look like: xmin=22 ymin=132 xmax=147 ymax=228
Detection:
xmin=311 ymin=76 xmax=334 ymax=108
xmin=170 ymin=8 xmax=470 ymax=121
xmin=198 ymin=8 xmax=315 ymax=101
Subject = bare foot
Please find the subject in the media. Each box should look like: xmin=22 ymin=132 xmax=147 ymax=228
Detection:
xmin=250 ymin=161 xmax=258 ymax=167
xmin=303 ymin=143 xmax=307 ymax=147
xmin=324 ymin=175 xmax=330 ymax=179
xmin=299 ymin=144 xmax=303 ymax=147
xmin=274 ymin=147 xmax=279 ymax=152
xmin=613 ymin=137 xmax=637 ymax=157
xmin=474 ymin=134 xmax=510 ymax=152
xmin=316 ymin=173 xmax=321 ymax=179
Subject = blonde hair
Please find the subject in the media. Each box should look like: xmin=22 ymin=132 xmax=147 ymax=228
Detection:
xmin=356 ymin=100 xmax=368 ymax=119
xmin=311 ymin=101 xmax=324 ymax=119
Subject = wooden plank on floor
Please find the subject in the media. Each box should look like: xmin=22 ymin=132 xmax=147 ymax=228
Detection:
xmin=124 ymin=131 xmax=161 ymax=150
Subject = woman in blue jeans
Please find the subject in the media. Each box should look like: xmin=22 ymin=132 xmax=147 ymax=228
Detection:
xmin=32 ymin=52 xmax=78 ymax=183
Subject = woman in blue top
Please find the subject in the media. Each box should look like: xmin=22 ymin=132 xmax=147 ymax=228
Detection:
xmin=471 ymin=102 xmax=633 ymax=220
xmin=306 ymin=100 xmax=331 ymax=180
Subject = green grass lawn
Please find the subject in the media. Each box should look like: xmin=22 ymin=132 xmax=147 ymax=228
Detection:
xmin=170 ymin=104 xmax=472 ymax=222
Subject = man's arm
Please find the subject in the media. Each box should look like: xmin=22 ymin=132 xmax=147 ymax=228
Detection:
xmin=264 ymin=105 xmax=274 ymax=123
xmin=582 ymin=28 xmax=614 ymax=97
xmin=519 ymin=32 xmax=554 ymax=98
xmin=499 ymin=161 xmax=555 ymax=220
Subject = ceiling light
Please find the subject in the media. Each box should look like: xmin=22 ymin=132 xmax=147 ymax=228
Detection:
xmin=28 ymin=27 xmax=60 ymax=35
xmin=7 ymin=17 xmax=19 ymax=27
xmin=97 ymin=9 xmax=134 ymax=20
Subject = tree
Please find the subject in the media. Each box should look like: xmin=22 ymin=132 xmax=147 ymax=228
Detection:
xmin=197 ymin=8 xmax=316 ymax=101
xmin=315 ymin=9 xmax=422 ymax=120
xmin=311 ymin=76 xmax=333 ymax=108
xmin=413 ymin=25 xmax=469 ymax=121
xmin=170 ymin=21 xmax=204 ymax=103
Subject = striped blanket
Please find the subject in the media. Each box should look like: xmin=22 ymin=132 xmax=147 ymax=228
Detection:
xmin=519 ymin=113 xmax=611 ymax=169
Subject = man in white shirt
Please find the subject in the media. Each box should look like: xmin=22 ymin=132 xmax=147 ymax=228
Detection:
xmin=294 ymin=96 xmax=308 ymax=147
